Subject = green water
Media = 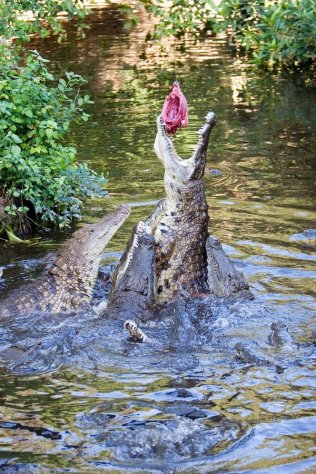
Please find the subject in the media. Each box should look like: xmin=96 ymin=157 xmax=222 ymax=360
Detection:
xmin=0 ymin=4 xmax=315 ymax=473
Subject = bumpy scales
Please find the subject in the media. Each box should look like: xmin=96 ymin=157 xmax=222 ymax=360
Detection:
xmin=150 ymin=113 xmax=214 ymax=302
xmin=0 ymin=205 xmax=130 ymax=318
xmin=110 ymin=112 xmax=252 ymax=310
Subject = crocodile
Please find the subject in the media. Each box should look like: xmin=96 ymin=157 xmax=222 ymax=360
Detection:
xmin=109 ymin=112 xmax=252 ymax=309
xmin=124 ymin=319 xmax=150 ymax=342
xmin=234 ymin=341 xmax=284 ymax=373
xmin=0 ymin=205 xmax=130 ymax=318
xmin=106 ymin=221 xmax=156 ymax=323
xmin=206 ymin=236 xmax=253 ymax=300
xmin=268 ymin=321 xmax=298 ymax=351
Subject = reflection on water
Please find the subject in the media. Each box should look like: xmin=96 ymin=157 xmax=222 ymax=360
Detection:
xmin=0 ymin=4 xmax=315 ymax=473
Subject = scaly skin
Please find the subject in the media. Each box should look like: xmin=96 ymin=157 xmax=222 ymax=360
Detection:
xmin=110 ymin=112 xmax=252 ymax=310
xmin=105 ymin=221 xmax=156 ymax=322
xmin=206 ymin=236 xmax=253 ymax=300
xmin=151 ymin=112 xmax=216 ymax=303
xmin=0 ymin=205 xmax=130 ymax=317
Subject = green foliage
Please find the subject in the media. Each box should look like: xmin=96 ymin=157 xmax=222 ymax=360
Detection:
xmin=219 ymin=0 xmax=265 ymax=35
xmin=245 ymin=0 xmax=316 ymax=69
xmin=0 ymin=46 xmax=107 ymax=229
xmin=0 ymin=1 xmax=109 ymax=232
xmin=145 ymin=0 xmax=217 ymax=37
xmin=0 ymin=0 xmax=89 ymax=42
xmin=145 ymin=0 xmax=316 ymax=71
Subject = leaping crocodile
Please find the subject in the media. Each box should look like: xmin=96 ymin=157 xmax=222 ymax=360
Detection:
xmin=0 ymin=111 xmax=252 ymax=326
xmin=0 ymin=205 xmax=130 ymax=318
xmin=108 ymin=112 xmax=253 ymax=317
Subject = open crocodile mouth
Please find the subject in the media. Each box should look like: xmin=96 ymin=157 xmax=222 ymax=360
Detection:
xmin=155 ymin=110 xmax=217 ymax=184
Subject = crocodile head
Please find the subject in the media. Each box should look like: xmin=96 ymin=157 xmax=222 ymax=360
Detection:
xmin=0 ymin=205 xmax=131 ymax=317
xmin=48 ymin=205 xmax=131 ymax=302
xmin=62 ymin=205 xmax=131 ymax=261
xmin=154 ymin=111 xmax=216 ymax=185
xmin=106 ymin=221 xmax=156 ymax=322
xmin=206 ymin=236 xmax=253 ymax=300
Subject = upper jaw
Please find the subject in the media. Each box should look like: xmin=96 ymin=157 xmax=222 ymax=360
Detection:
xmin=84 ymin=205 xmax=131 ymax=258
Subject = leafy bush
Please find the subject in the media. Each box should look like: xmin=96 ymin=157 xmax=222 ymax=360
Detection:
xmin=145 ymin=0 xmax=316 ymax=71
xmin=0 ymin=1 xmax=109 ymax=233
xmin=0 ymin=45 xmax=107 ymax=230
xmin=146 ymin=0 xmax=217 ymax=38
xmin=219 ymin=0 xmax=265 ymax=37
xmin=0 ymin=0 xmax=88 ymax=42
xmin=244 ymin=0 xmax=316 ymax=69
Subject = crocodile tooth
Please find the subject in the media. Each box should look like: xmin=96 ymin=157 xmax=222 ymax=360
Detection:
xmin=199 ymin=124 xmax=208 ymax=135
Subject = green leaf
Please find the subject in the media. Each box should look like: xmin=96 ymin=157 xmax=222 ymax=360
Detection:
xmin=6 ymin=227 xmax=31 ymax=244
xmin=46 ymin=128 xmax=54 ymax=138
xmin=24 ymin=109 xmax=33 ymax=118
xmin=17 ymin=206 xmax=29 ymax=212
xmin=11 ymin=145 xmax=21 ymax=156
xmin=11 ymin=133 xmax=22 ymax=143
xmin=45 ymin=72 xmax=54 ymax=80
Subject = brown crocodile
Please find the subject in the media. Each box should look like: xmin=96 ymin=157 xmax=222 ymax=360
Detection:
xmin=108 ymin=112 xmax=252 ymax=313
xmin=0 ymin=205 xmax=130 ymax=318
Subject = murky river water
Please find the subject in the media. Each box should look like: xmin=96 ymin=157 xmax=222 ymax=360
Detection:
xmin=0 ymin=4 xmax=316 ymax=473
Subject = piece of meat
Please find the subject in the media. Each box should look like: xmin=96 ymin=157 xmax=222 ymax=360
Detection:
xmin=161 ymin=81 xmax=189 ymax=134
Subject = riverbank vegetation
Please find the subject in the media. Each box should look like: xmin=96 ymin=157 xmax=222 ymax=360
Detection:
xmin=145 ymin=0 xmax=316 ymax=73
xmin=1 ymin=1 xmax=315 ymax=236
xmin=0 ymin=1 xmax=107 ymax=236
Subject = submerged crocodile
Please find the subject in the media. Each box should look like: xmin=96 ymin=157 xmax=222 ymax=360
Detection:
xmin=235 ymin=341 xmax=284 ymax=373
xmin=106 ymin=221 xmax=156 ymax=322
xmin=0 ymin=205 xmax=130 ymax=318
xmin=268 ymin=321 xmax=299 ymax=351
xmin=233 ymin=321 xmax=312 ymax=373
xmin=107 ymin=112 xmax=253 ymax=317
